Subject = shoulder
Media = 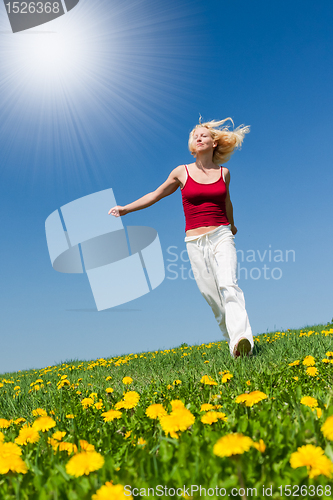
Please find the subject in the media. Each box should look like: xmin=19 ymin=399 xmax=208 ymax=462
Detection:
xmin=222 ymin=167 xmax=230 ymax=183
xmin=169 ymin=164 xmax=187 ymax=188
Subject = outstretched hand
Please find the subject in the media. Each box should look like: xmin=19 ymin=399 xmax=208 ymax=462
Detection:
xmin=108 ymin=206 xmax=127 ymax=217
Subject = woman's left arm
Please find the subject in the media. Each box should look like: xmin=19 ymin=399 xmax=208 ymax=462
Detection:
xmin=224 ymin=168 xmax=237 ymax=235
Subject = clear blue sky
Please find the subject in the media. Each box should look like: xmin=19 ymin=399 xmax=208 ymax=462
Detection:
xmin=1 ymin=0 xmax=332 ymax=374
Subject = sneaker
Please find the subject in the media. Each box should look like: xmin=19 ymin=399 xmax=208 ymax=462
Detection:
xmin=233 ymin=338 xmax=252 ymax=358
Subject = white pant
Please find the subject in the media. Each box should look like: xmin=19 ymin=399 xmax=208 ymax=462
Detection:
xmin=185 ymin=224 xmax=253 ymax=355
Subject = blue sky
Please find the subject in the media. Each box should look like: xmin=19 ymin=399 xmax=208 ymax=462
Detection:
xmin=1 ymin=0 xmax=332 ymax=374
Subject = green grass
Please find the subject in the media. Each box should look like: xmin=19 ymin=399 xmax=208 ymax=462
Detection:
xmin=0 ymin=323 xmax=333 ymax=499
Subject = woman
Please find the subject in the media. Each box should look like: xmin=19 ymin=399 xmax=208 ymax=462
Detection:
xmin=109 ymin=118 xmax=254 ymax=358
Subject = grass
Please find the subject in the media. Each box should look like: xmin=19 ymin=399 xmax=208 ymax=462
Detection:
xmin=0 ymin=322 xmax=333 ymax=499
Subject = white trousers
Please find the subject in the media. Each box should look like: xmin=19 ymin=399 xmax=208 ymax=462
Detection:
xmin=185 ymin=224 xmax=253 ymax=356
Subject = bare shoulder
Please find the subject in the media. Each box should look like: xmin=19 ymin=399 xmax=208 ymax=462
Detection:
xmin=223 ymin=167 xmax=230 ymax=183
xmin=171 ymin=164 xmax=187 ymax=189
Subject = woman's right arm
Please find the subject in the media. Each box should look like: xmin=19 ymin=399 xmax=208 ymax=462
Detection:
xmin=108 ymin=166 xmax=183 ymax=217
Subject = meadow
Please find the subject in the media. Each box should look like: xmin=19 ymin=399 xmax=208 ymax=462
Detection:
xmin=0 ymin=323 xmax=333 ymax=499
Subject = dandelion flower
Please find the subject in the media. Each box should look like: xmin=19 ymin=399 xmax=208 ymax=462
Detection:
xmin=101 ymin=409 xmax=122 ymax=422
xmin=290 ymin=444 xmax=333 ymax=478
xmin=173 ymin=380 xmax=182 ymax=385
xmin=235 ymin=391 xmax=268 ymax=407
xmin=303 ymin=356 xmax=315 ymax=366
xmin=221 ymin=373 xmax=233 ymax=383
xmin=81 ymin=398 xmax=94 ymax=409
xmin=32 ymin=416 xmax=56 ymax=432
xmin=0 ymin=419 xmax=11 ymax=429
xmin=300 ymin=396 xmax=318 ymax=408
xmin=252 ymin=439 xmax=266 ymax=453
xmin=92 ymin=482 xmax=132 ymax=500
xmin=79 ymin=440 xmax=95 ymax=452
xmin=115 ymin=391 xmax=140 ymax=410
xmin=145 ymin=404 xmax=167 ymax=419
xmin=201 ymin=412 xmax=227 ymax=425
xmin=213 ymin=433 xmax=253 ymax=457
xmin=159 ymin=407 xmax=195 ymax=439
xmin=105 ymin=388 xmax=114 ymax=394
xmin=0 ymin=443 xmax=28 ymax=474
xmin=306 ymin=367 xmax=318 ymax=376
xmin=200 ymin=404 xmax=214 ymax=412
xmin=200 ymin=375 xmax=218 ymax=386
xmin=66 ymin=414 xmax=75 ymax=419
xmin=325 ymin=352 xmax=333 ymax=357
xmin=57 ymin=442 xmax=78 ymax=454
xmin=288 ymin=360 xmax=300 ymax=366
xmin=32 ymin=408 xmax=47 ymax=417
xmin=170 ymin=400 xmax=185 ymax=411
xmin=52 ymin=431 xmax=66 ymax=441
xmin=15 ymin=425 xmax=40 ymax=445
xmin=315 ymin=408 xmax=322 ymax=418
xmin=321 ymin=415 xmax=333 ymax=440
xmin=66 ymin=451 xmax=104 ymax=477
xmin=122 ymin=377 xmax=133 ymax=385
xmin=137 ymin=438 xmax=146 ymax=447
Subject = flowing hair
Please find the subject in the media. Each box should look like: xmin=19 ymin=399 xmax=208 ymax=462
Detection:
xmin=188 ymin=117 xmax=250 ymax=164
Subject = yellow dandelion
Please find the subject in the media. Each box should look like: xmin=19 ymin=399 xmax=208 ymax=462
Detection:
xmin=122 ymin=377 xmax=133 ymax=385
xmin=0 ymin=443 xmax=28 ymax=474
xmin=246 ymin=380 xmax=251 ymax=386
xmin=173 ymin=380 xmax=182 ymax=385
xmin=290 ymin=444 xmax=333 ymax=478
xmin=121 ymin=391 xmax=140 ymax=409
xmin=15 ymin=425 xmax=40 ymax=445
xmin=124 ymin=431 xmax=132 ymax=439
xmin=145 ymin=404 xmax=167 ymax=419
xmin=170 ymin=400 xmax=185 ymax=411
xmin=325 ymin=352 xmax=333 ymax=357
xmin=66 ymin=414 xmax=75 ymax=419
xmin=101 ymin=409 xmax=122 ymax=422
xmin=200 ymin=375 xmax=218 ymax=386
xmin=79 ymin=440 xmax=95 ymax=452
xmin=201 ymin=411 xmax=227 ymax=425
xmin=252 ymin=439 xmax=266 ymax=453
xmin=235 ymin=391 xmax=268 ymax=407
xmin=303 ymin=356 xmax=315 ymax=366
xmin=105 ymin=388 xmax=114 ymax=394
xmin=14 ymin=418 xmax=26 ymax=425
xmin=32 ymin=416 xmax=56 ymax=432
xmin=0 ymin=419 xmax=11 ymax=429
xmin=66 ymin=451 xmax=104 ymax=477
xmin=221 ymin=373 xmax=233 ymax=383
xmin=306 ymin=367 xmax=318 ymax=376
xmin=52 ymin=431 xmax=66 ymax=441
xmin=137 ymin=438 xmax=146 ymax=447
xmin=293 ymin=376 xmax=299 ymax=381
xmin=288 ymin=360 xmax=300 ymax=366
xmin=321 ymin=415 xmax=333 ymax=440
xmin=159 ymin=407 xmax=195 ymax=439
xmin=92 ymin=482 xmax=133 ymax=500
xmin=315 ymin=408 xmax=322 ymax=418
xmin=300 ymin=396 xmax=318 ymax=408
xmin=57 ymin=442 xmax=78 ymax=454
xmin=81 ymin=397 xmax=94 ymax=409
xmin=200 ymin=403 xmax=214 ymax=412
xmin=213 ymin=433 xmax=253 ymax=457
xmin=94 ymin=402 xmax=104 ymax=410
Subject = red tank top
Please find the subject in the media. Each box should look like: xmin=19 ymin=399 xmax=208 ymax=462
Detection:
xmin=181 ymin=165 xmax=230 ymax=232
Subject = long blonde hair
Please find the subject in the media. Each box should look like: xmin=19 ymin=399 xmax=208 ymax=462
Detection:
xmin=188 ymin=117 xmax=250 ymax=164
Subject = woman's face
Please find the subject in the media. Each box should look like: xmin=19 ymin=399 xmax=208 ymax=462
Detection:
xmin=192 ymin=127 xmax=216 ymax=153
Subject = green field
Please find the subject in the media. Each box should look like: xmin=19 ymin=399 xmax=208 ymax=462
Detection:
xmin=1 ymin=323 xmax=333 ymax=499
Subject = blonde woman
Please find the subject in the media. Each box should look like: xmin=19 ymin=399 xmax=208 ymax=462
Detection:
xmin=109 ymin=118 xmax=253 ymax=358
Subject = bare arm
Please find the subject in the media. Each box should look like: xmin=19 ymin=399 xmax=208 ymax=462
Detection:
xmin=224 ymin=168 xmax=237 ymax=235
xmin=108 ymin=166 xmax=182 ymax=217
